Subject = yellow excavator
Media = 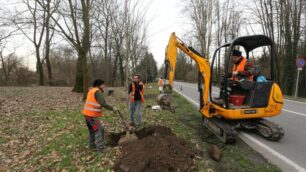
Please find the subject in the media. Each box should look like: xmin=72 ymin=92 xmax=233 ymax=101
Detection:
xmin=162 ymin=32 xmax=284 ymax=143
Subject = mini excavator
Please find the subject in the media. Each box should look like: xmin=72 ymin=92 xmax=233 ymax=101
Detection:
xmin=162 ymin=32 xmax=284 ymax=143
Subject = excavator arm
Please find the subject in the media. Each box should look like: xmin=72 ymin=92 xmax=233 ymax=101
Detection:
xmin=164 ymin=32 xmax=212 ymax=117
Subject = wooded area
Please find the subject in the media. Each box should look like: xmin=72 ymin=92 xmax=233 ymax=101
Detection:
xmin=0 ymin=0 xmax=305 ymax=97
xmin=0 ymin=0 xmax=158 ymax=98
xmin=173 ymin=0 xmax=306 ymax=97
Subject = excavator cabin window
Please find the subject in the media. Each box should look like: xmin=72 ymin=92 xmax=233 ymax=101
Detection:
xmin=210 ymin=35 xmax=275 ymax=109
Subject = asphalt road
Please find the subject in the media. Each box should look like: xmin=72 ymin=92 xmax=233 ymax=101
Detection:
xmin=173 ymin=81 xmax=306 ymax=172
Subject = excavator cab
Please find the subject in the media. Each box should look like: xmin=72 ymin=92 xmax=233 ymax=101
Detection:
xmin=210 ymin=35 xmax=276 ymax=110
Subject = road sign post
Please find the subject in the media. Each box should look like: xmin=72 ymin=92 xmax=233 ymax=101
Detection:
xmin=294 ymin=58 xmax=305 ymax=98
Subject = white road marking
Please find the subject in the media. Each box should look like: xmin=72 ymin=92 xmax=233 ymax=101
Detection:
xmin=173 ymin=88 xmax=199 ymax=107
xmin=173 ymin=87 xmax=306 ymax=172
xmin=176 ymin=83 xmax=306 ymax=117
xmin=240 ymin=133 xmax=306 ymax=172
xmin=284 ymin=99 xmax=306 ymax=105
xmin=282 ymin=109 xmax=306 ymax=117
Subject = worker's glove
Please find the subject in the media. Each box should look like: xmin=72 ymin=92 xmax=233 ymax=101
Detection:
xmin=233 ymin=71 xmax=238 ymax=76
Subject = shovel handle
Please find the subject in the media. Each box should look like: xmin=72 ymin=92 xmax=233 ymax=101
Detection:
xmin=115 ymin=110 xmax=130 ymax=131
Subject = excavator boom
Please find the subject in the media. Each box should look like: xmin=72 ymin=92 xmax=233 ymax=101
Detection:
xmin=164 ymin=32 xmax=212 ymax=117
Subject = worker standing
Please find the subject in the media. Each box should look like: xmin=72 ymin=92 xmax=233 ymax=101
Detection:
xmin=129 ymin=74 xmax=144 ymax=128
xmin=158 ymin=76 xmax=164 ymax=93
xmin=82 ymin=79 xmax=117 ymax=152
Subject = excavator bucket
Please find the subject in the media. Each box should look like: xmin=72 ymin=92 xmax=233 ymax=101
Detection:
xmin=156 ymin=93 xmax=175 ymax=112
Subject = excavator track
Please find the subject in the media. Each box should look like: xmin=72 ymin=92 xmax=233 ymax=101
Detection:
xmin=202 ymin=116 xmax=238 ymax=144
xmin=202 ymin=118 xmax=284 ymax=143
xmin=253 ymin=118 xmax=284 ymax=141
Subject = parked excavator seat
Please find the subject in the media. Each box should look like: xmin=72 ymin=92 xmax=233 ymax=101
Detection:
xmin=249 ymin=81 xmax=274 ymax=108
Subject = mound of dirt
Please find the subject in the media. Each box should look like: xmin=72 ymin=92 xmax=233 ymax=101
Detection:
xmin=113 ymin=125 xmax=196 ymax=172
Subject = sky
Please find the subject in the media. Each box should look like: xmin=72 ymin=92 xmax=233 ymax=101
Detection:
xmin=1 ymin=0 xmax=257 ymax=70
xmin=1 ymin=0 xmax=191 ymax=70
xmin=143 ymin=0 xmax=189 ymax=68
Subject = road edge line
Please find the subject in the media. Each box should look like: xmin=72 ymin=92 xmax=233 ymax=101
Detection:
xmin=282 ymin=109 xmax=306 ymax=117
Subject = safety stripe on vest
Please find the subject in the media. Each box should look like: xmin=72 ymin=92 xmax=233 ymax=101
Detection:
xmin=83 ymin=106 xmax=102 ymax=112
xmin=85 ymin=101 xmax=101 ymax=107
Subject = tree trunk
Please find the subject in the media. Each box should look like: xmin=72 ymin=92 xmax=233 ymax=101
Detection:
xmin=119 ymin=54 xmax=125 ymax=86
xmin=36 ymin=47 xmax=44 ymax=85
xmin=72 ymin=53 xmax=84 ymax=92
xmin=112 ymin=52 xmax=118 ymax=86
xmin=45 ymin=0 xmax=52 ymax=86
xmin=124 ymin=0 xmax=130 ymax=89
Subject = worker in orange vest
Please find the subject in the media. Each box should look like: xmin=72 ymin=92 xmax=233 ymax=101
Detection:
xmin=158 ymin=76 xmax=164 ymax=93
xmin=82 ymin=79 xmax=117 ymax=152
xmin=129 ymin=74 xmax=144 ymax=128
xmin=231 ymin=50 xmax=255 ymax=81
xmin=215 ymin=50 xmax=255 ymax=104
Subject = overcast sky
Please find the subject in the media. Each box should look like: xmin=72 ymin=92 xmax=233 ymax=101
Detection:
xmin=2 ymin=0 xmax=257 ymax=70
xmin=1 ymin=0 xmax=190 ymax=70
xmin=144 ymin=0 xmax=189 ymax=68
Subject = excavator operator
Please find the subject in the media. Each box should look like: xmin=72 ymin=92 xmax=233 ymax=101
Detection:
xmin=217 ymin=50 xmax=255 ymax=104
xmin=230 ymin=50 xmax=255 ymax=81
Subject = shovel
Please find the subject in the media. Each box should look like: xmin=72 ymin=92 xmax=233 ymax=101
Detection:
xmin=114 ymin=110 xmax=138 ymax=145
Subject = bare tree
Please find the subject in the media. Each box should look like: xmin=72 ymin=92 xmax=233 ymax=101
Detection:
xmin=0 ymin=48 xmax=20 ymax=85
xmin=92 ymin=0 xmax=111 ymax=83
xmin=11 ymin=0 xmax=47 ymax=85
xmin=43 ymin=0 xmax=55 ymax=86
xmin=111 ymin=11 xmax=125 ymax=86
xmin=122 ymin=0 xmax=149 ymax=88
xmin=253 ymin=0 xmax=305 ymax=95
xmin=37 ymin=0 xmax=92 ymax=97
xmin=184 ymin=0 xmax=214 ymax=57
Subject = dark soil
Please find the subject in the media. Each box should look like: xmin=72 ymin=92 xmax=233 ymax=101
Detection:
xmin=109 ymin=125 xmax=196 ymax=172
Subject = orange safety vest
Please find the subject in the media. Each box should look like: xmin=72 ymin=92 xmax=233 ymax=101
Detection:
xmin=158 ymin=79 xmax=164 ymax=86
xmin=82 ymin=87 xmax=102 ymax=117
xmin=232 ymin=57 xmax=254 ymax=81
xmin=130 ymin=82 xmax=145 ymax=103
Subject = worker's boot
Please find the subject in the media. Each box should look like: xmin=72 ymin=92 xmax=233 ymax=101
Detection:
xmin=97 ymin=146 xmax=112 ymax=153
xmin=214 ymin=86 xmax=232 ymax=105
xmin=213 ymin=97 xmax=224 ymax=105
xmin=129 ymin=122 xmax=136 ymax=127
xmin=88 ymin=145 xmax=96 ymax=151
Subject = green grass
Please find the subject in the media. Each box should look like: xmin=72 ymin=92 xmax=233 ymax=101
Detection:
xmin=3 ymin=85 xmax=281 ymax=171
xmin=0 ymin=137 xmax=5 ymax=144
xmin=6 ymin=110 xmax=114 ymax=171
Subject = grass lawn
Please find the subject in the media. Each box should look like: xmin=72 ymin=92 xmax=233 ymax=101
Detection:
xmin=0 ymin=85 xmax=281 ymax=171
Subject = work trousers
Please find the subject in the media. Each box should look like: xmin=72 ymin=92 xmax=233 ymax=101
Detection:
xmin=129 ymin=100 xmax=142 ymax=126
xmin=85 ymin=116 xmax=105 ymax=151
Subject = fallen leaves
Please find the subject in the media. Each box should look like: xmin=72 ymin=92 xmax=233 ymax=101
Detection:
xmin=0 ymin=86 xmax=127 ymax=171
xmin=50 ymin=150 xmax=61 ymax=162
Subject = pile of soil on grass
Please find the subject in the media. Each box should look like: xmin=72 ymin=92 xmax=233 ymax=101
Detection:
xmin=111 ymin=125 xmax=196 ymax=172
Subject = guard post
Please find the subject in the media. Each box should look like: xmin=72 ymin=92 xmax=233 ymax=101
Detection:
xmin=294 ymin=56 xmax=305 ymax=98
